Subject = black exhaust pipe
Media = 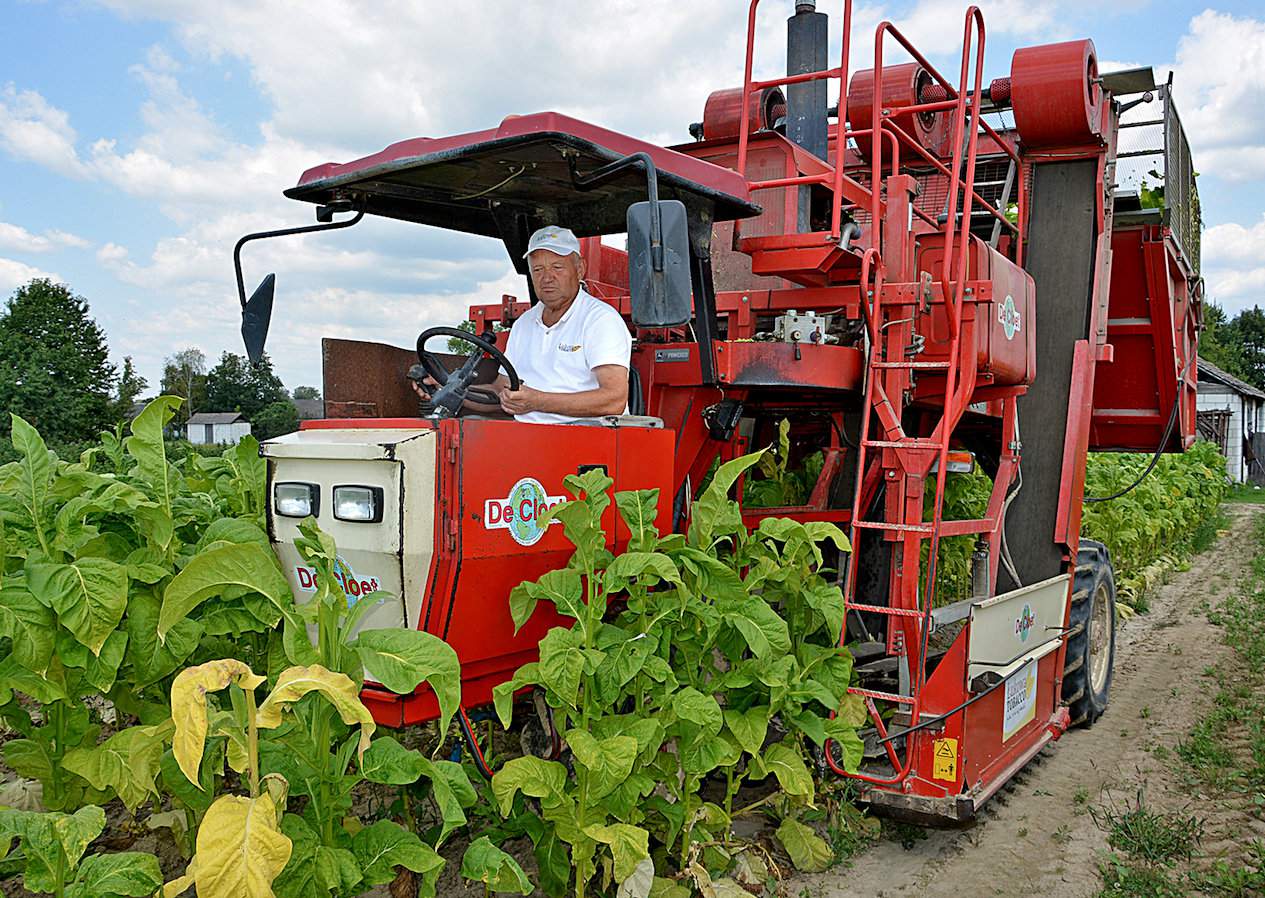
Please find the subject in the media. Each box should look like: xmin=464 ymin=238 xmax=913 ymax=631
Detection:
xmin=787 ymin=0 xmax=829 ymax=229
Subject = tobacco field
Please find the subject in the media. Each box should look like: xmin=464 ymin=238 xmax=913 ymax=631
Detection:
xmin=0 ymin=397 xmax=869 ymax=898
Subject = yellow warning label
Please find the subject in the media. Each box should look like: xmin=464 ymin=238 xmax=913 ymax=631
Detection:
xmin=932 ymin=737 xmax=958 ymax=782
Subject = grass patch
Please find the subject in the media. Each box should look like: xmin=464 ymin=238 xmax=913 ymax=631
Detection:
xmin=1094 ymin=791 xmax=1202 ymax=865
xmin=1226 ymin=483 xmax=1265 ymax=503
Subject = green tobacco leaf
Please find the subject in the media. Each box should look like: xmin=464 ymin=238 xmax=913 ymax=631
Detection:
xmin=615 ymin=489 xmax=660 ymax=553
xmin=723 ymin=706 xmax=770 ymax=755
xmin=68 ymin=851 xmax=163 ymax=898
xmin=752 ymin=742 xmax=814 ymax=798
xmin=352 ymin=628 xmax=460 ymax=732
xmin=352 ymin=819 xmax=444 ymax=887
xmin=592 ymin=627 xmax=654 ymax=703
xmin=7 ymin=415 xmax=53 ymax=543
xmin=124 ymin=397 xmax=182 ymax=521
xmin=314 ymin=846 xmax=361 ymax=896
xmin=26 ymin=556 xmax=128 ymax=655
xmin=672 ymin=687 xmax=723 ymax=736
xmin=491 ymin=756 xmax=567 ymax=817
xmin=823 ymin=718 xmax=865 ymax=773
xmin=584 ymin=823 xmax=650 ymax=882
xmin=774 ymin=818 xmax=833 ymax=872
xmin=688 ymin=450 xmax=765 ymax=548
xmin=460 ymin=836 xmax=532 ymax=895
xmin=125 ymin=591 xmax=202 ymax=688
xmin=536 ymin=627 xmax=584 ymax=710
xmin=2 ymin=738 xmax=54 ymax=790
xmin=801 ymin=581 xmax=846 ymax=644
xmin=0 ymin=584 xmax=55 ymax=673
xmin=0 ymin=805 xmax=106 ymax=893
xmin=510 ymin=567 xmax=583 ymax=632
xmin=603 ymin=552 xmax=682 ymax=593
xmin=359 ymin=735 xmax=425 ymax=785
xmin=160 ymin=542 xmax=294 ymax=640
xmin=194 ymin=518 xmax=269 ymax=553
xmin=0 ymin=654 xmax=67 ymax=704
xmin=492 ymin=662 xmax=539 ymax=729
xmin=565 ymin=730 xmax=636 ymax=800
xmin=63 ymin=722 xmax=171 ymax=813
xmin=724 ymin=598 xmax=790 ymax=659
xmin=417 ymin=757 xmax=473 ymax=845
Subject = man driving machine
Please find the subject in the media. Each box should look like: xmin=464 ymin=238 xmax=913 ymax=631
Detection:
xmin=413 ymin=226 xmax=632 ymax=423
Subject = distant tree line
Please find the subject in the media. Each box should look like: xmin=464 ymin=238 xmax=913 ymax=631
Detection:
xmin=0 ymin=278 xmax=321 ymax=456
xmin=1199 ymin=303 xmax=1265 ymax=391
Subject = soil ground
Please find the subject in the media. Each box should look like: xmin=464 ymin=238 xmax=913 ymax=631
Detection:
xmin=789 ymin=503 xmax=1265 ymax=898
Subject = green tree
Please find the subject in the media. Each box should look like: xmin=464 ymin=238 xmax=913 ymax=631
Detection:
xmin=204 ymin=351 xmax=289 ymax=419
xmin=292 ymin=385 xmax=321 ymax=400
xmin=112 ymin=355 xmax=149 ymax=421
xmin=1230 ymin=305 xmax=1265 ymax=391
xmin=161 ymin=347 xmax=208 ymax=425
xmin=251 ymin=400 xmax=300 ymax=440
xmin=0 ymin=278 xmax=116 ymax=443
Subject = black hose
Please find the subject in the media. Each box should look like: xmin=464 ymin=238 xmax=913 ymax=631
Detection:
xmin=1085 ymin=353 xmax=1193 ymax=504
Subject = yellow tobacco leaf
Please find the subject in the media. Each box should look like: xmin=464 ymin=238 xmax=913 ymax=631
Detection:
xmin=170 ymin=659 xmax=265 ymax=788
xmin=257 ymin=665 xmax=376 ymax=760
xmin=192 ymin=795 xmax=292 ymax=898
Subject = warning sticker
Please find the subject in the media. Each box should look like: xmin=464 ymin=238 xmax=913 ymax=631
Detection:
xmin=1003 ymin=659 xmax=1038 ymax=741
xmin=932 ymin=737 xmax=958 ymax=782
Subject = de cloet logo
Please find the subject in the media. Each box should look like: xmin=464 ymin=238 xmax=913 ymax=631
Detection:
xmin=484 ymin=477 xmax=566 ymax=546
xmin=999 ymin=294 xmax=1022 ymax=341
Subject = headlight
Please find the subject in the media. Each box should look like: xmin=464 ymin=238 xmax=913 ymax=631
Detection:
xmin=333 ymin=485 xmax=384 ymax=523
xmin=274 ymin=482 xmax=318 ymax=518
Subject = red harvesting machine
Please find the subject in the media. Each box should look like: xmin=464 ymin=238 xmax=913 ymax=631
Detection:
xmin=237 ymin=1 xmax=1201 ymax=821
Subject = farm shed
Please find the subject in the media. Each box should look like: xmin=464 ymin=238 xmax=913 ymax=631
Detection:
xmin=186 ymin=411 xmax=252 ymax=446
xmin=1196 ymin=358 xmax=1265 ymax=483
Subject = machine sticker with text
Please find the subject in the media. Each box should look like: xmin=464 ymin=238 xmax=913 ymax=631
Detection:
xmin=294 ymin=557 xmax=380 ymax=608
xmin=999 ymin=294 xmax=1021 ymax=340
xmin=1015 ymin=603 xmax=1037 ymax=643
xmin=485 ymin=477 xmax=566 ymax=546
xmin=932 ymin=737 xmax=959 ymax=782
xmin=1002 ymin=659 xmax=1038 ymax=741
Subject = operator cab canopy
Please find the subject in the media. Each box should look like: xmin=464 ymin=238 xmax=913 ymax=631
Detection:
xmin=283 ymin=111 xmax=761 ymax=271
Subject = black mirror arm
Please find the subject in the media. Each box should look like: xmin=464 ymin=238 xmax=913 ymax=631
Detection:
xmin=232 ymin=208 xmax=366 ymax=309
xmin=568 ymin=152 xmax=664 ymax=272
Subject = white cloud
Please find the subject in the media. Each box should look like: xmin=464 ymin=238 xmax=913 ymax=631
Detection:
xmin=0 ymin=84 xmax=87 ymax=178
xmin=1171 ymin=9 xmax=1265 ymax=182
xmin=0 ymin=222 xmax=89 ymax=253
xmin=1203 ymin=216 xmax=1265 ymax=313
xmin=0 ymin=257 xmax=62 ymax=294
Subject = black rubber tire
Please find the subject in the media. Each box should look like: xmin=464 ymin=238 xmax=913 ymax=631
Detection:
xmin=1062 ymin=539 xmax=1117 ymax=727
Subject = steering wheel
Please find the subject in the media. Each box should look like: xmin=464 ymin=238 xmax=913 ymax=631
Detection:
xmin=412 ymin=326 xmax=521 ymax=417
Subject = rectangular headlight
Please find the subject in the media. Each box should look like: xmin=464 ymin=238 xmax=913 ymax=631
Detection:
xmin=274 ymin=482 xmax=318 ymax=518
xmin=333 ymin=485 xmax=384 ymax=523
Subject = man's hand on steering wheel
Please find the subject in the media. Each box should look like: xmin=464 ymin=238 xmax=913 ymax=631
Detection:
xmin=411 ymin=326 xmax=521 ymax=418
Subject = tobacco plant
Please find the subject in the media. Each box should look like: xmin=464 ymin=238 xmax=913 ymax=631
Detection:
xmin=0 ymin=397 xmax=275 ymax=814
xmin=0 ymin=805 xmax=162 ymax=898
xmin=492 ymin=457 xmax=865 ymax=897
xmin=158 ymin=517 xmax=468 ymax=898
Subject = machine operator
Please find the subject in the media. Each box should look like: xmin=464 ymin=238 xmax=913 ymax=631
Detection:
xmin=412 ymin=226 xmax=632 ymax=424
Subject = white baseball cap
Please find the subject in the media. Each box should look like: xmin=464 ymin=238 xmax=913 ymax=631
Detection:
xmin=523 ymin=225 xmax=581 ymax=258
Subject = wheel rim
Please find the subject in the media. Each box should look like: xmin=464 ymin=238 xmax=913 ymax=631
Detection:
xmin=1088 ymin=580 xmax=1113 ymax=695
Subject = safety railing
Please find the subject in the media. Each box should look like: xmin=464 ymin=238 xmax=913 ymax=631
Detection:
xmin=735 ymin=0 xmax=856 ymax=242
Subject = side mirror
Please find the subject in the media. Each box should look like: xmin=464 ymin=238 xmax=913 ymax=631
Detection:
xmin=241 ymin=273 xmax=276 ymax=363
xmin=627 ymin=199 xmax=691 ymax=328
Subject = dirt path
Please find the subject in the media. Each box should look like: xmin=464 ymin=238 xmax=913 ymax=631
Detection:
xmin=791 ymin=504 xmax=1264 ymax=898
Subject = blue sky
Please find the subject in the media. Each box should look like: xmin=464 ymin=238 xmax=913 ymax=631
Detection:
xmin=2 ymin=0 xmax=1263 ymax=393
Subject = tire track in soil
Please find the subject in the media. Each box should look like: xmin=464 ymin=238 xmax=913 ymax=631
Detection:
xmin=792 ymin=504 xmax=1263 ymax=898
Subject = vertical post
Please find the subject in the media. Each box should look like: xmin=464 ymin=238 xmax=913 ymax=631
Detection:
xmin=787 ymin=0 xmax=829 ymax=230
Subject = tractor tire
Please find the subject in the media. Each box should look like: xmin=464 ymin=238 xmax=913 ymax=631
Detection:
xmin=1062 ymin=539 xmax=1117 ymax=726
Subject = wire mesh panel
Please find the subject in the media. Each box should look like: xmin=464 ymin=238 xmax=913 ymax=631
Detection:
xmin=1115 ymin=83 xmax=1201 ymax=274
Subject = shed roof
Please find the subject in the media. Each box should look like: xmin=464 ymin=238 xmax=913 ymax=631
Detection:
xmin=1197 ymin=358 xmax=1265 ymax=400
xmin=187 ymin=412 xmax=247 ymax=425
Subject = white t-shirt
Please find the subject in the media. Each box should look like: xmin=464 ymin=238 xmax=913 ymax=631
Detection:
xmin=504 ymin=288 xmax=632 ymax=424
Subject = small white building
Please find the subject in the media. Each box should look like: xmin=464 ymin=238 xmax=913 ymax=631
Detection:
xmin=186 ymin=411 xmax=252 ymax=446
xmin=1196 ymin=358 xmax=1265 ymax=483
